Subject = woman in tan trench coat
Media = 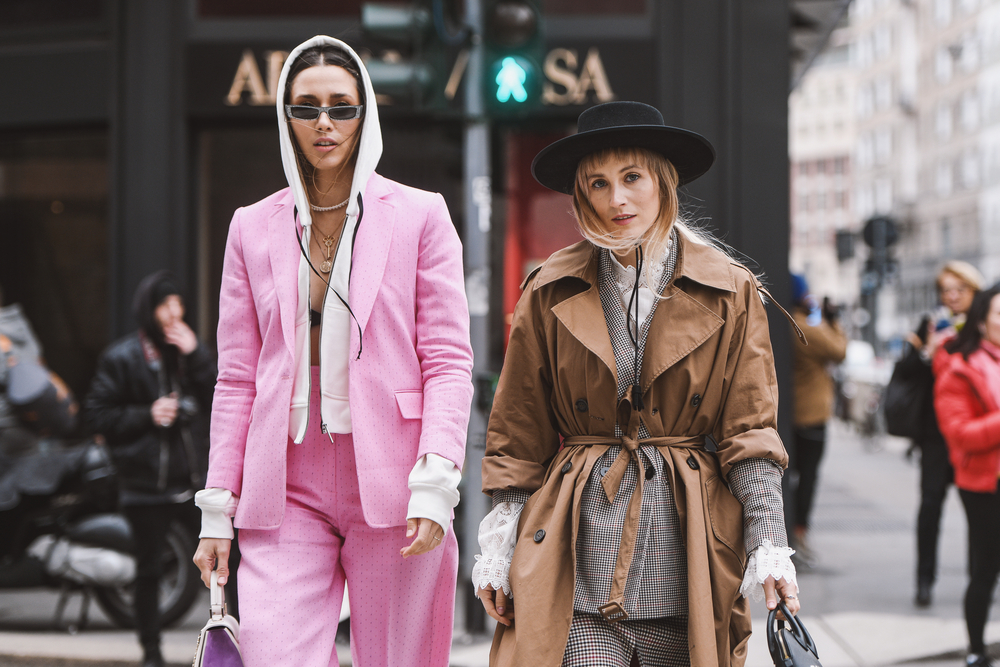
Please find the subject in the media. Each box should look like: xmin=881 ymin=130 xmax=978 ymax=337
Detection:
xmin=472 ymin=102 xmax=801 ymax=667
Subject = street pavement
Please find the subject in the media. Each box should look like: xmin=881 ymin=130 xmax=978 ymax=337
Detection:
xmin=1 ymin=419 xmax=998 ymax=666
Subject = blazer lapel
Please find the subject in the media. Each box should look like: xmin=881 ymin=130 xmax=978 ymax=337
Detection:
xmin=350 ymin=179 xmax=395 ymax=334
xmin=267 ymin=193 xmax=301 ymax=354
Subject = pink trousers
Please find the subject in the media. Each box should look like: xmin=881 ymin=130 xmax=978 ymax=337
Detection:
xmin=238 ymin=368 xmax=458 ymax=667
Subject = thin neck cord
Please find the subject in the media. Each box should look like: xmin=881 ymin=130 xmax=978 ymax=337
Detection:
xmin=624 ymin=244 xmax=644 ymax=411
xmin=294 ymin=202 xmax=365 ymax=358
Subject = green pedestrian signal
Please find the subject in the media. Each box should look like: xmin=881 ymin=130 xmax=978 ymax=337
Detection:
xmin=483 ymin=1 xmax=543 ymax=116
xmin=495 ymin=57 xmax=529 ymax=103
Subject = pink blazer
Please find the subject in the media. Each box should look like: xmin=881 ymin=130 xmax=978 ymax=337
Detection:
xmin=206 ymin=173 xmax=474 ymax=530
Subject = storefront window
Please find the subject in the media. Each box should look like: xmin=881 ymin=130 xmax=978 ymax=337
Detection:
xmin=0 ymin=129 xmax=108 ymax=397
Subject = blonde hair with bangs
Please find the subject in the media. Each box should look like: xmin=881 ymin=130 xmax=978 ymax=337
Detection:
xmin=572 ymin=146 xmax=712 ymax=287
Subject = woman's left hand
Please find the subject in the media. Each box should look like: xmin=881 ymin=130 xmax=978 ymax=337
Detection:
xmin=400 ymin=518 xmax=445 ymax=558
xmin=763 ymin=575 xmax=800 ymax=618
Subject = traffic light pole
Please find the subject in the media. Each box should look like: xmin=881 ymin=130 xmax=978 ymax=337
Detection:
xmin=461 ymin=0 xmax=491 ymax=636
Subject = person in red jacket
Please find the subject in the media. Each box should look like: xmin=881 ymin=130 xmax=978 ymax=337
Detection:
xmin=934 ymin=284 xmax=1000 ymax=667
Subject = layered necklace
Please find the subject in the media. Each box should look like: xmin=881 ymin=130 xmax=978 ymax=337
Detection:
xmin=311 ymin=212 xmax=346 ymax=274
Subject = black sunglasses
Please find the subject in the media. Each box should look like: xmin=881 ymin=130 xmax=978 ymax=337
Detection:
xmin=285 ymin=104 xmax=363 ymax=121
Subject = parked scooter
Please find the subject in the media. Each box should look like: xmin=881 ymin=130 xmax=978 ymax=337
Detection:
xmin=0 ymin=438 xmax=201 ymax=631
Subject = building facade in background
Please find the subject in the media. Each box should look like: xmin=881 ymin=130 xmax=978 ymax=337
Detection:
xmin=789 ymin=32 xmax=859 ymax=307
xmin=792 ymin=0 xmax=1000 ymax=345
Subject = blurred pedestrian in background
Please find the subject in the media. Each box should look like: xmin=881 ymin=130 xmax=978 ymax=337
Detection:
xmin=0 ymin=283 xmax=45 ymax=457
xmin=789 ymin=274 xmax=847 ymax=568
xmin=934 ymin=285 xmax=1000 ymax=667
xmin=899 ymin=261 xmax=983 ymax=607
xmin=84 ymin=271 xmax=216 ymax=667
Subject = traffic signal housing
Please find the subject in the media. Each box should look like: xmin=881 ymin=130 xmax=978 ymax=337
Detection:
xmin=361 ymin=2 xmax=443 ymax=110
xmin=483 ymin=0 xmax=544 ymax=115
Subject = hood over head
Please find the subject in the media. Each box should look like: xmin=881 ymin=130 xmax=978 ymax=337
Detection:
xmin=132 ymin=270 xmax=182 ymax=349
xmin=276 ymin=36 xmax=383 ymax=229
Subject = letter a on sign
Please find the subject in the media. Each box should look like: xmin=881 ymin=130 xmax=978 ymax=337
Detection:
xmin=574 ymin=48 xmax=614 ymax=104
xmin=226 ymin=50 xmax=270 ymax=106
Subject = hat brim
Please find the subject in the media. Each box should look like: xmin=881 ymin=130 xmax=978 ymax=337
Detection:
xmin=531 ymin=125 xmax=716 ymax=195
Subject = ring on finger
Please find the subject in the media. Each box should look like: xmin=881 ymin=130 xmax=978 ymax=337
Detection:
xmin=785 ymin=595 xmax=797 ymax=600
xmin=432 ymin=535 xmax=441 ymax=541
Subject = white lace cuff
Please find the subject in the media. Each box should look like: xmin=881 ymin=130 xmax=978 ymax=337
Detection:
xmin=195 ymin=488 xmax=239 ymax=539
xmin=471 ymin=500 xmax=524 ymax=597
xmin=740 ymin=538 xmax=798 ymax=602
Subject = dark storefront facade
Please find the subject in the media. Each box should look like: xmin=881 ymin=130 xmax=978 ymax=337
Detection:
xmin=0 ymin=0 xmax=791 ymax=407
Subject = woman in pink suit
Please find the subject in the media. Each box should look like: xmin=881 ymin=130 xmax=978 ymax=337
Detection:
xmin=192 ymin=35 xmax=474 ymax=667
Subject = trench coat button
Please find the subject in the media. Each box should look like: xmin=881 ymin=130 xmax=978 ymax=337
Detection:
xmin=575 ymin=399 xmax=588 ymax=412
xmin=561 ymin=461 xmax=573 ymax=474
xmin=645 ymin=465 xmax=655 ymax=480
xmin=691 ymin=394 xmax=702 ymax=407
xmin=533 ymin=529 xmax=546 ymax=542
xmin=686 ymin=455 xmax=700 ymax=470
xmin=600 ymin=466 xmax=610 ymax=477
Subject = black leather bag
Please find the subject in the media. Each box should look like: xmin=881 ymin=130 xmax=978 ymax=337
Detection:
xmin=883 ymin=347 xmax=931 ymax=440
xmin=767 ymin=602 xmax=822 ymax=667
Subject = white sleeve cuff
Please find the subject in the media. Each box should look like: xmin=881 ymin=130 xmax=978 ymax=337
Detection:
xmin=740 ymin=539 xmax=798 ymax=602
xmin=195 ymin=488 xmax=239 ymax=539
xmin=471 ymin=500 xmax=524 ymax=597
xmin=406 ymin=453 xmax=461 ymax=537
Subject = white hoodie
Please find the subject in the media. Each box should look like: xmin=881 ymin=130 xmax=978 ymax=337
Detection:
xmin=198 ymin=36 xmax=460 ymax=538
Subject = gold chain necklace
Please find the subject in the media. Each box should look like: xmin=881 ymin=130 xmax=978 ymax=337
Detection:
xmin=311 ymin=222 xmax=341 ymax=274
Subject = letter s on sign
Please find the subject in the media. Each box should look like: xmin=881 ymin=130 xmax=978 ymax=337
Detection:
xmin=543 ymin=49 xmax=579 ymax=106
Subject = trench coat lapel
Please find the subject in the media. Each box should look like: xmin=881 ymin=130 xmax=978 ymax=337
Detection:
xmin=268 ymin=193 xmax=301 ymax=354
xmin=641 ymin=289 xmax=723 ymax=390
xmin=544 ymin=244 xmax=617 ymax=383
xmin=350 ymin=177 xmax=394 ymax=335
xmin=551 ymin=285 xmax=617 ymax=383
xmin=641 ymin=235 xmax=735 ymax=389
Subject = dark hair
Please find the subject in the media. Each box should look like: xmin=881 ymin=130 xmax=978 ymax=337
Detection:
xmin=284 ymin=46 xmax=365 ymax=107
xmin=945 ymin=285 xmax=1000 ymax=359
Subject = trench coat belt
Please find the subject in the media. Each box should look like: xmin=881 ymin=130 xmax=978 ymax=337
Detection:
xmin=562 ymin=430 xmax=708 ymax=623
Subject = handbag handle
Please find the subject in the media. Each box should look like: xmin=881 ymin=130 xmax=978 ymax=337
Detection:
xmin=766 ymin=602 xmax=819 ymax=664
xmin=210 ymin=570 xmax=226 ymax=620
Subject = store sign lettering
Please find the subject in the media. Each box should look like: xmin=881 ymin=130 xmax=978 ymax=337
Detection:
xmin=226 ymin=50 xmax=288 ymax=106
xmin=225 ymin=47 xmax=613 ymax=107
xmin=543 ymin=48 xmax=614 ymax=105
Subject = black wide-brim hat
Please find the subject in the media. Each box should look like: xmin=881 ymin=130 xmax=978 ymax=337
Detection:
xmin=531 ymin=101 xmax=716 ymax=195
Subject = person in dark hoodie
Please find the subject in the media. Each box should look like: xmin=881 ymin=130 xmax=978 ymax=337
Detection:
xmin=84 ymin=271 xmax=216 ymax=667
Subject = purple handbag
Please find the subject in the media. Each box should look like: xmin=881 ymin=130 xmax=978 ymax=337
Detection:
xmin=192 ymin=571 xmax=244 ymax=667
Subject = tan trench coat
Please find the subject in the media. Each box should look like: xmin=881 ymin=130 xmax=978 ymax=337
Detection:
xmin=482 ymin=233 xmax=789 ymax=667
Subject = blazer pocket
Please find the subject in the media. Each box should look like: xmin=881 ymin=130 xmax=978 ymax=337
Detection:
xmin=394 ymin=390 xmax=424 ymax=420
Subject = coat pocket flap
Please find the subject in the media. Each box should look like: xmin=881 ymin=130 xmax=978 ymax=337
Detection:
xmin=394 ymin=391 xmax=423 ymax=420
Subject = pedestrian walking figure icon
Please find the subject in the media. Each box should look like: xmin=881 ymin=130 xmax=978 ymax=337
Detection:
xmin=496 ymin=57 xmax=528 ymax=103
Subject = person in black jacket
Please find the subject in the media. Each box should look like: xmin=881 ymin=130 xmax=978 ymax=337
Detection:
xmin=84 ymin=271 xmax=216 ymax=667
xmin=904 ymin=261 xmax=984 ymax=608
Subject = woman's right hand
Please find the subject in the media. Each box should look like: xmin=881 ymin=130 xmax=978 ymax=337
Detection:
xmin=193 ymin=538 xmax=231 ymax=587
xmin=477 ymin=584 xmax=514 ymax=627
